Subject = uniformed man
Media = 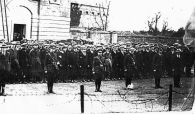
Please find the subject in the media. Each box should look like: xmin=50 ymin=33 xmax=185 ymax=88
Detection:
xmin=124 ymin=47 xmax=136 ymax=88
xmin=44 ymin=44 xmax=59 ymax=93
xmin=92 ymin=49 xmax=105 ymax=92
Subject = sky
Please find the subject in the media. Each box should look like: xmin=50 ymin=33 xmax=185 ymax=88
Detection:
xmin=73 ymin=0 xmax=195 ymax=31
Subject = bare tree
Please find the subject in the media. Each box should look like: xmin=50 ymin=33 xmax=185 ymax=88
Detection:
xmin=147 ymin=17 xmax=155 ymax=34
xmin=146 ymin=12 xmax=161 ymax=36
xmin=162 ymin=19 xmax=169 ymax=36
xmin=154 ymin=12 xmax=161 ymax=36
xmin=90 ymin=0 xmax=111 ymax=31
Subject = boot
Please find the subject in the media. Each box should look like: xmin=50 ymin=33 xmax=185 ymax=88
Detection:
xmin=2 ymin=87 xmax=5 ymax=96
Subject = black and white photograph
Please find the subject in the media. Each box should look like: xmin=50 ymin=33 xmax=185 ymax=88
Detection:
xmin=0 ymin=0 xmax=195 ymax=113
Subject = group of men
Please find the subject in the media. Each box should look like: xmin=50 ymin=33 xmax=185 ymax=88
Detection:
xmin=0 ymin=40 xmax=194 ymax=94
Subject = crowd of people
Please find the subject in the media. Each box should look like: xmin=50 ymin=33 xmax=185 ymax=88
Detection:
xmin=0 ymin=40 xmax=194 ymax=95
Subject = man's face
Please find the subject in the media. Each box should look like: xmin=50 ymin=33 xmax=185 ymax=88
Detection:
xmin=50 ymin=48 xmax=55 ymax=52
xmin=120 ymin=47 xmax=124 ymax=51
xmin=98 ymin=51 xmax=102 ymax=56
xmin=34 ymin=45 xmax=38 ymax=49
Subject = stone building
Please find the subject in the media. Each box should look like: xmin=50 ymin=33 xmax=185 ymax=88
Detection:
xmin=0 ymin=0 xmax=70 ymax=42
xmin=70 ymin=0 xmax=107 ymax=31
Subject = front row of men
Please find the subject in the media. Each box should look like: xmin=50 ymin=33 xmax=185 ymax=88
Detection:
xmin=0 ymin=43 xmax=189 ymax=95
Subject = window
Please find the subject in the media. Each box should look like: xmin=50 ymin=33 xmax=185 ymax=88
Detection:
xmin=49 ymin=0 xmax=61 ymax=5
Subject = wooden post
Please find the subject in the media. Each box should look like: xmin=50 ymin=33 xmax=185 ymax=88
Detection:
xmin=169 ymin=84 xmax=172 ymax=111
xmin=80 ymin=85 xmax=84 ymax=113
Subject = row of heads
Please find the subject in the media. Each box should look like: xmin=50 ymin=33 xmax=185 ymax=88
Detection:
xmin=0 ymin=41 xmax=184 ymax=51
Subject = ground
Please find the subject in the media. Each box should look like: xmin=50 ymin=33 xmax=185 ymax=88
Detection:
xmin=0 ymin=77 xmax=194 ymax=114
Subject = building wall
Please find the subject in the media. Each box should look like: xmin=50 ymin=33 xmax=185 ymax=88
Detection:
xmin=70 ymin=1 xmax=107 ymax=30
xmin=0 ymin=0 xmax=71 ymax=42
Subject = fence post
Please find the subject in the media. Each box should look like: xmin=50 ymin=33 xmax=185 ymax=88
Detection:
xmin=80 ymin=85 xmax=84 ymax=113
xmin=169 ymin=84 xmax=172 ymax=111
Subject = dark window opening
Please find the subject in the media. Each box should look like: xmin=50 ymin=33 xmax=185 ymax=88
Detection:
xmin=13 ymin=24 xmax=26 ymax=41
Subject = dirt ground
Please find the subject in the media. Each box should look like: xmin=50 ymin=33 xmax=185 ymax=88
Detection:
xmin=0 ymin=77 xmax=194 ymax=114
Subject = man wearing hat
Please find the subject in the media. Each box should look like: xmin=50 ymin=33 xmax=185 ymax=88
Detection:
xmin=0 ymin=44 xmax=10 ymax=95
xmin=61 ymin=45 xmax=68 ymax=82
xmin=152 ymin=47 xmax=164 ymax=88
xmin=92 ymin=49 xmax=105 ymax=92
xmin=118 ymin=45 xmax=126 ymax=80
xmin=166 ymin=46 xmax=176 ymax=78
xmin=172 ymin=49 xmax=182 ymax=87
xmin=103 ymin=47 xmax=112 ymax=80
xmin=18 ymin=43 xmax=29 ymax=83
xmin=111 ymin=45 xmax=119 ymax=80
xmin=86 ymin=45 xmax=94 ymax=81
xmin=67 ymin=45 xmax=78 ymax=82
xmin=29 ymin=43 xmax=43 ymax=83
xmin=78 ymin=45 xmax=87 ymax=82
xmin=44 ymin=44 xmax=59 ymax=93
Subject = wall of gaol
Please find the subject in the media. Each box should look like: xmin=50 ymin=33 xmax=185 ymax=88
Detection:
xmin=0 ymin=0 xmax=71 ymax=42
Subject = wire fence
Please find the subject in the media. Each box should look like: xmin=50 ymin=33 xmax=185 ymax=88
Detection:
xmin=0 ymin=81 xmax=194 ymax=113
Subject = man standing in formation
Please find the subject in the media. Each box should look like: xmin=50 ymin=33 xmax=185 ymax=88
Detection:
xmin=0 ymin=45 xmax=10 ymax=96
xmin=172 ymin=49 xmax=182 ymax=87
xmin=93 ymin=48 xmax=105 ymax=92
xmin=152 ymin=47 xmax=164 ymax=88
xmin=44 ymin=44 xmax=59 ymax=94
xmin=124 ymin=47 xmax=136 ymax=88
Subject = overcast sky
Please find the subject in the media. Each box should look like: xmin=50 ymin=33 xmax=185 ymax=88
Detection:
xmin=73 ymin=0 xmax=195 ymax=31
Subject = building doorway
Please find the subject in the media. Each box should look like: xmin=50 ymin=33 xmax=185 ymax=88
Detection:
xmin=13 ymin=24 xmax=26 ymax=41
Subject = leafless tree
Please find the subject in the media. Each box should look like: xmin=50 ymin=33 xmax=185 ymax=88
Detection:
xmin=147 ymin=17 xmax=155 ymax=34
xmin=154 ymin=12 xmax=161 ymax=36
xmin=146 ymin=12 xmax=161 ymax=36
xmin=90 ymin=0 xmax=111 ymax=31
xmin=162 ymin=19 xmax=169 ymax=36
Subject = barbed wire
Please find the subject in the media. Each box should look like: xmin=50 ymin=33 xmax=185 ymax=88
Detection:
xmin=1 ymin=79 xmax=194 ymax=113
xmin=46 ymin=93 xmax=79 ymax=107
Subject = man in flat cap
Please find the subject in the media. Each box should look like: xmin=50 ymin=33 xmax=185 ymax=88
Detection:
xmin=0 ymin=44 xmax=10 ymax=95
xmin=29 ymin=43 xmax=42 ymax=83
xmin=111 ymin=45 xmax=119 ymax=80
xmin=118 ymin=45 xmax=126 ymax=80
xmin=172 ymin=49 xmax=182 ymax=88
xmin=152 ymin=47 xmax=164 ymax=88
xmin=67 ymin=45 xmax=78 ymax=82
xmin=86 ymin=45 xmax=94 ymax=81
xmin=18 ymin=43 xmax=29 ymax=83
xmin=78 ymin=45 xmax=87 ymax=82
